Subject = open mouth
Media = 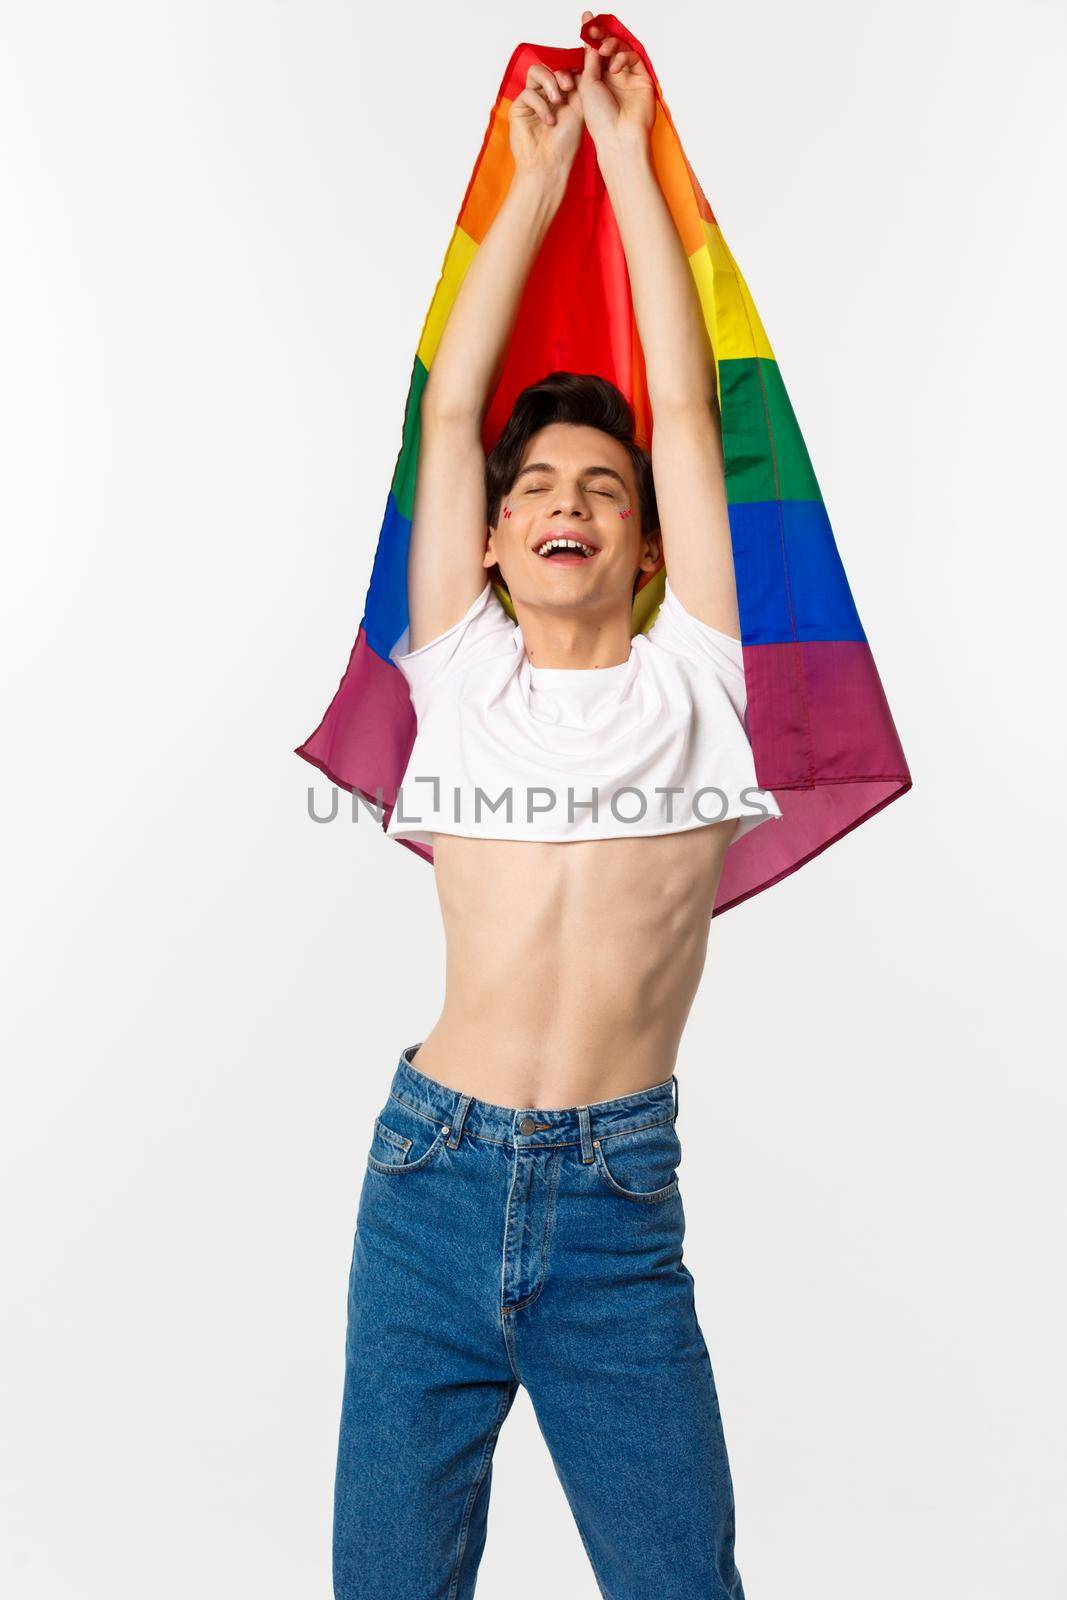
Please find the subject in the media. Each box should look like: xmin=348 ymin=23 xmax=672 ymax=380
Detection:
xmin=534 ymin=535 xmax=599 ymax=563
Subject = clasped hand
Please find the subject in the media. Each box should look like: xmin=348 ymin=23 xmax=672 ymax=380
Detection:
xmin=508 ymin=11 xmax=655 ymax=180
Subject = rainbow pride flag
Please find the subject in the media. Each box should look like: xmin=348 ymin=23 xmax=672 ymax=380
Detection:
xmin=295 ymin=12 xmax=912 ymax=915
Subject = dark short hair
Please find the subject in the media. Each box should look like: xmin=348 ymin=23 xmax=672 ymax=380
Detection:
xmin=485 ymin=371 xmax=659 ymax=542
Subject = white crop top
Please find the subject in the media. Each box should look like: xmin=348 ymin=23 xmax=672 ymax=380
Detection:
xmin=385 ymin=577 xmax=783 ymax=847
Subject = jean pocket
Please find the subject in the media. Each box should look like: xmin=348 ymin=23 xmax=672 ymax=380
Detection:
xmin=593 ymin=1116 xmax=681 ymax=1202
xmin=366 ymin=1096 xmax=451 ymax=1175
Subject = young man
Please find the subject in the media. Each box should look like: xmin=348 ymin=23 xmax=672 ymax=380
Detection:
xmin=333 ymin=20 xmax=779 ymax=1599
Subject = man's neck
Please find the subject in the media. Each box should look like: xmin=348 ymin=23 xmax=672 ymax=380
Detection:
xmin=512 ymin=597 xmax=634 ymax=670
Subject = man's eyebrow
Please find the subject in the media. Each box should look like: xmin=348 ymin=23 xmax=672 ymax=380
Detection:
xmin=514 ymin=463 xmax=627 ymax=487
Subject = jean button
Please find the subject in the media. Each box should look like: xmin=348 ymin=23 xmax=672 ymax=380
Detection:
xmin=519 ymin=1117 xmax=537 ymax=1135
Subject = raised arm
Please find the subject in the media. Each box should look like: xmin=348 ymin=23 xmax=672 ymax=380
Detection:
xmin=578 ymin=14 xmax=741 ymax=639
xmin=406 ymin=65 xmax=582 ymax=651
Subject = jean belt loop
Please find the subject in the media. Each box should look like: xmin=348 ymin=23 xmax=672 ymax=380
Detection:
xmin=577 ymin=1104 xmax=594 ymax=1164
xmin=447 ymin=1093 xmax=472 ymax=1150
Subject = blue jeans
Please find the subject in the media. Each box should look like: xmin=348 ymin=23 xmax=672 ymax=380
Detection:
xmin=334 ymin=1044 xmax=746 ymax=1600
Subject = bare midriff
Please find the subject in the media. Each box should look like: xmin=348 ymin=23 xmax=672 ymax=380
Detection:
xmin=408 ymin=821 xmax=739 ymax=1111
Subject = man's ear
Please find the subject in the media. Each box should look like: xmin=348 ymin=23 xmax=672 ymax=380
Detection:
xmin=638 ymin=529 xmax=664 ymax=573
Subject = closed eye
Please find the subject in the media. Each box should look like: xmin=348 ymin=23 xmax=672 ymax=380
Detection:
xmin=523 ymin=486 xmax=615 ymax=496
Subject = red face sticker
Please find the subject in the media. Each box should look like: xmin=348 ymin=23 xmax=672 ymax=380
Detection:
xmin=502 ymin=506 xmax=512 ymax=519
xmin=619 ymin=506 xmax=634 ymax=519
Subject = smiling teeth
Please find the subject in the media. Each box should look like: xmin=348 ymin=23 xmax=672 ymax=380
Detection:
xmin=538 ymin=538 xmax=595 ymax=557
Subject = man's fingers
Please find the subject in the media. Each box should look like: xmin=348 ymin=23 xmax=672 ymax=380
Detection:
xmin=526 ymin=63 xmax=577 ymax=103
xmin=527 ymin=63 xmax=562 ymax=103
xmin=606 ymin=50 xmax=650 ymax=81
xmin=517 ymin=86 xmax=555 ymax=126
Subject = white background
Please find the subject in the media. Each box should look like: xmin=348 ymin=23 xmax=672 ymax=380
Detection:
xmin=2 ymin=2 xmax=1065 ymax=1595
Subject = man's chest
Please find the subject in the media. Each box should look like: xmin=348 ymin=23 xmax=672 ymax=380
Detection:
xmin=431 ymin=820 xmax=738 ymax=917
